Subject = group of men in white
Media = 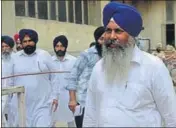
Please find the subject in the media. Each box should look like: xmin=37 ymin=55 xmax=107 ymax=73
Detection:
xmin=2 ymin=1 xmax=176 ymax=127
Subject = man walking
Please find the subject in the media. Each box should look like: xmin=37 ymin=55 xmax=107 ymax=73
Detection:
xmin=9 ymin=29 xmax=59 ymax=127
xmin=83 ymin=2 xmax=176 ymax=127
xmin=52 ymin=35 xmax=76 ymax=127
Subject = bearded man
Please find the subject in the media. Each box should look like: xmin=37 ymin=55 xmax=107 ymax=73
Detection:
xmin=1 ymin=35 xmax=15 ymax=124
xmin=8 ymin=29 xmax=59 ymax=127
xmin=83 ymin=2 xmax=176 ymax=127
xmin=52 ymin=35 xmax=76 ymax=127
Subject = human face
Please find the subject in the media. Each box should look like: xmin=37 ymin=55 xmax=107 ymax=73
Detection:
xmin=2 ymin=42 xmax=12 ymax=53
xmin=2 ymin=42 xmax=12 ymax=60
xmin=22 ymin=35 xmax=35 ymax=47
xmin=104 ymin=21 xmax=130 ymax=48
xmin=55 ymin=42 xmax=66 ymax=51
xmin=54 ymin=42 xmax=66 ymax=57
xmin=102 ymin=21 xmax=135 ymax=85
xmin=16 ymin=39 xmax=23 ymax=51
xmin=22 ymin=35 xmax=36 ymax=54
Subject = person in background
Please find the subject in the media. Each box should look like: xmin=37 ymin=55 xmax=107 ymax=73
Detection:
xmin=152 ymin=43 xmax=165 ymax=61
xmin=9 ymin=29 xmax=59 ymax=127
xmin=52 ymin=35 xmax=76 ymax=127
xmin=165 ymin=45 xmax=176 ymax=92
xmin=1 ymin=35 xmax=15 ymax=125
xmin=83 ymin=2 xmax=176 ymax=127
xmin=14 ymin=33 xmax=23 ymax=51
xmin=67 ymin=26 xmax=105 ymax=128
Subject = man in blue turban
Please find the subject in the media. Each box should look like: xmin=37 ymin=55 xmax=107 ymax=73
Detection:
xmin=1 ymin=35 xmax=15 ymax=125
xmin=83 ymin=2 xmax=176 ymax=127
xmin=51 ymin=35 xmax=76 ymax=127
xmin=8 ymin=28 xmax=59 ymax=127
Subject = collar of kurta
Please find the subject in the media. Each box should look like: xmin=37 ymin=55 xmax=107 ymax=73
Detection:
xmin=52 ymin=53 xmax=70 ymax=62
xmin=131 ymin=44 xmax=142 ymax=65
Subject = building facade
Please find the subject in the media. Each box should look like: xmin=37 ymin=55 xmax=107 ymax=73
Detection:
xmin=2 ymin=0 xmax=176 ymax=55
xmin=133 ymin=0 xmax=176 ymax=49
xmin=2 ymin=0 xmax=107 ymax=55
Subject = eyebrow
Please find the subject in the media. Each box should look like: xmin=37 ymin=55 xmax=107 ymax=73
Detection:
xmin=106 ymin=28 xmax=124 ymax=31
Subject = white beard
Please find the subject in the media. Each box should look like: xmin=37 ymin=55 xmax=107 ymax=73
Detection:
xmin=102 ymin=36 xmax=135 ymax=85
xmin=2 ymin=51 xmax=11 ymax=61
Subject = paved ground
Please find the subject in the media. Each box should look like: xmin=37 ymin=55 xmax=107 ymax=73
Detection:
xmin=55 ymin=122 xmax=69 ymax=127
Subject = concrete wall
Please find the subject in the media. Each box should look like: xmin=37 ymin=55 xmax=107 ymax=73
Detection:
xmin=135 ymin=0 xmax=176 ymax=49
xmin=100 ymin=1 xmax=109 ymax=26
xmin=2 ymin=1 xmax=98 ymax=56
xmin=88 ymin=1 xmax=102 ymax=26
xmin=2 ymin=1 xmax=16 ymax=36
xmin=135 ymin=1 xmax=166 ymax=49
xmin=15 ymin=17 xmax=97 ymax=55
xmin=2 ymin=0 xmax=176 ymax=54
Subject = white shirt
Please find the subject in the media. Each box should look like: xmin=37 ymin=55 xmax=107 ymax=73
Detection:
xmin=83 ymin=45 xmax=176 ymax=127
xmin=9 ymin=49 xmax=59 ymax=127
xmin=52 ymin=54 xmax=76 ymax=122
xmin=2 ymin=56 xmax=13 ymax=113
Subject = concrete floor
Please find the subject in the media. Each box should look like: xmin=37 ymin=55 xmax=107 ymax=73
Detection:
xmin=55 ymin=122 xmax=68 ymax=127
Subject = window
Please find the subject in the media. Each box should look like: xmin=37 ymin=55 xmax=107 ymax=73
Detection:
xmin=75 ymin=1 xmax=82 ymax=24
xmin=83 ymin=0 xmax=88 ymax=24
xmin=110 ymin=0 xmax=125 ymax=3
xmin=50 ymin=0 xmax=56 ymax=20
xmin=68 ymin=1 xmax=74 ymax=23
xmin=14 ymin=0 xmax=91 ymax=25
xmin=28 ymin=0 xmax=35 ymax=18
xmin=58 ymin=1 xmax=66 ymax=22
xmin=15 ymin=1 xmax=25 ymax=16
xmin=38 ymin=1 xmax=48 ymax=19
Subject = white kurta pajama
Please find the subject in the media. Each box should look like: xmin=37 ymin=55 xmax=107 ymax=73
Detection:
xmin=52 ymin=54 xmax=76 ymax=126
xmin=83 ymin=46 xmax=176 ymax=127
xmin=9 ymin=49 xmax=59 ymax=127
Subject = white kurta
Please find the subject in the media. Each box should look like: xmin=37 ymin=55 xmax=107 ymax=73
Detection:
xmin=2 ymin=57 xmax=13 ymax=114
xmin=9 ymin=49 xmax=59 ymax=127
xmin=2 ymin=53 xmax=16 ymax=127
xmin=83 ymin=46 xmax=176 ymax=127
xmin=52 ymin=54 xmax=76 ymax=122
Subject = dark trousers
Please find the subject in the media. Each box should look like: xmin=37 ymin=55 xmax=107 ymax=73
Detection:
xmin=75 ymin=105 xmax=85 ymax=128
xmin=5 ymin=114 xmax=8 ymax=120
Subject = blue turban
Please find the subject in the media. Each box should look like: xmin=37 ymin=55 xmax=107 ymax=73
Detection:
xmin=1 ymin=35 xmax=15 ymax=48
xmin=19 ymin=29 xmax=38 ymax=43
xmin=53 ymin=35 xmax=68 ymax=49
xmin=103 ymin=2 xmax=143 ymax=37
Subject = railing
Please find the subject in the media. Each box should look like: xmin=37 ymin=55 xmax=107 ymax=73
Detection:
xmin=1 ymin=70 xmax=70 ymax=127
xmin=2 ymin=86 xmax=26 ymax=127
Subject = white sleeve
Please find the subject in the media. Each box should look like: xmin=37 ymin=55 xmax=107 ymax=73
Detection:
xmin=152 ymin=61 xmax=176 ymax=127
xmin=83 ymin=65 xmax=98 ymax=127
xmin=44 ymin=52 xmax=60 ymax=100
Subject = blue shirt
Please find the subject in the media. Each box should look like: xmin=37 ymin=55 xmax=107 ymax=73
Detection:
xmin=66 ymin=46 xmax=101 ymax=106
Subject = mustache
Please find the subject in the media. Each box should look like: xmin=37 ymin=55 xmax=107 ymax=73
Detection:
xmin=105 ymin=40 xmax=125 ymax=49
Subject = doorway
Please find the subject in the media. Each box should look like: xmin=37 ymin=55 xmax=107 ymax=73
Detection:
xmin=166 ymin=24 xmax=175 ymax=47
